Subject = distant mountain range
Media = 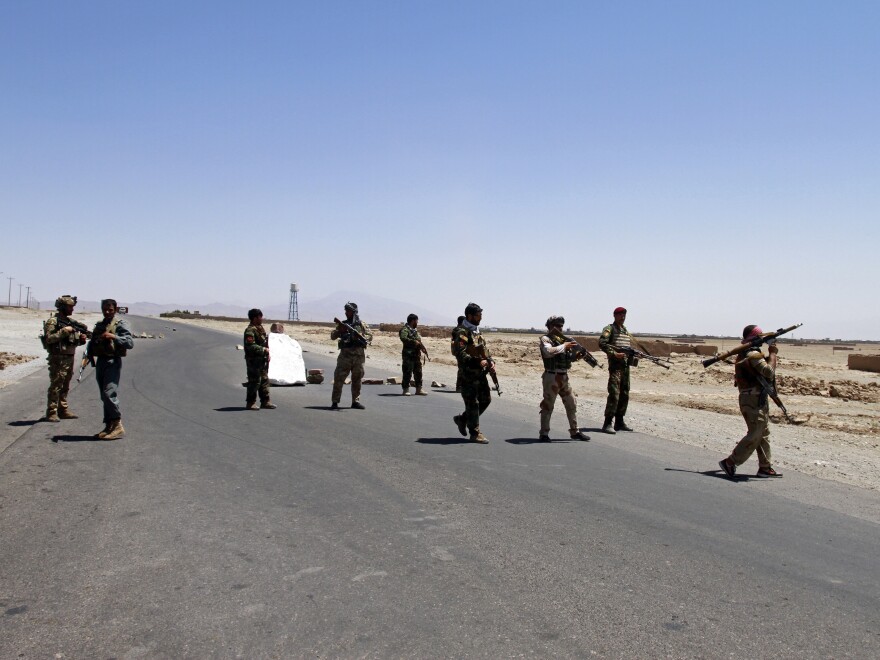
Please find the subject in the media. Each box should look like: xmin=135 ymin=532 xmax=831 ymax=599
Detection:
xmin=40 ymin=291 xmax=452 ymax=326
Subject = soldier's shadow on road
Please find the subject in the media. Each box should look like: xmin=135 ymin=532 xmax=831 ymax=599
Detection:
xmin=417 ymin=437 xmax=476 ymax=445
xmin=664 ymin=467 xmax=753 ymax=482
xmin=8 ymin=420 xmax=41 ymax=427
xmin=52 ymin=435 xmax=103 ymax=443
xmin=214 ymin=406 xmax=252 ymax=412
xmin=506 ymin=437 xmax=574 ymax=445
xmin=303 ymin=406 xmax=345 ymax=411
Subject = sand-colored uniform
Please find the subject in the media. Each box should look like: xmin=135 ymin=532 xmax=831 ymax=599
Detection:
xmin=539 ymin=333 xmax=580 ymax=435
xmin=243 ymin=323 xmax=270 ymax=406
xmin=331 ymin=318 xmax=371 ymax=405
xmin=43 ymin=313 xmax=85 ymax=417
xmin=731 ymin=349 xmax=775 ymax=468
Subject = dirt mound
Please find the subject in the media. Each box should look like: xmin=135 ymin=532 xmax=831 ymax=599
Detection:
xmin=777 ymin=376 xmax=880 ymax=403
xmin=0 ymin=352 xmax=38 ymax=370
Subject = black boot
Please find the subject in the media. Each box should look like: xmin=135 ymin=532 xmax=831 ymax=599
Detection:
xmin=614 ymin=416 xmax=633 ymax=432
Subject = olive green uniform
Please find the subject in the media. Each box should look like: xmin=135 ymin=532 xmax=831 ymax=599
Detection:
xmin=243 ymin=323 xmax=271 ymax=406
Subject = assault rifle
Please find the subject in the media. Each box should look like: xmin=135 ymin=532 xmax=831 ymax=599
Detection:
xmin=702 ymin=323 xmax=802 ymax=368
xmin=60 ymin=317 xmax=93 ymax=338
xmin=549 ymin=331 xmax=602 ymax=369
xmin=77 ymin=344 xmax=94 ymax=382
xmin=609 ymin=345 xmax=671 ymax=369
xmin=755 ymin=373 xmax=795 ymax=424
xmin=475 ymin=344 xmax=502 ymax=396
xmin=403 ymin=326 xmax=430 ymax=362
xmin=334 ymin=317 xmax=371 ymax=348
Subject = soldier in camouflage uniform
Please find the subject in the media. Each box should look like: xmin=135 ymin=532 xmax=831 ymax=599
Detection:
xmin=42 ymin=295 xmax=89 ymax=422
xmin=399 ymin=314 xmax=428 ymax=396
xmin=452 ymin=315 xmax=465 ymax=392
xmin=89 ymin=299 xmax=134 ymax=440
xmin=538 ymin=316 xmax=590 ymax=442
xmin=719 ymin=325 xmax=783 ymax=479
xmin=243 ymin=308 xmax=275 ymax=410
xmin=598 ymin=306 xmax=634 ymax=434
xmin=452 ymin=303 xmax=493 ymax=443
xmin=331 ymin=302 xmax=372 ymax=410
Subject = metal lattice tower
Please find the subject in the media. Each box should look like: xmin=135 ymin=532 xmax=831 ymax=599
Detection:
xmin=288 ymin=283 xmax=300 ymax=321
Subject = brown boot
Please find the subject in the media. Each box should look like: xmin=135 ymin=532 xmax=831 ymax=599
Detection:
xmin=44 ymin=411 xmax=61 ymax=423
xmin=95 ymin=423 xmax=111 ymax=439
xmin=470 ymin=430 xmax=489 ymax=444
xmin=415 ymin=388 xmax=428 ymax=396
xmin=103 ymin=419 xmax=125 ymax=441
xmin=59 ymin=409 xmax=79 ymax=419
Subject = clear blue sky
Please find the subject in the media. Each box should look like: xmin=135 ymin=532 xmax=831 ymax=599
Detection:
xmin=2 ymin=1 xmax=878 ymax=339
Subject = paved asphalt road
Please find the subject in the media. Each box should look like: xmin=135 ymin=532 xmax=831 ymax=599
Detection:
xmin=1 ymin=317 xmax=878 ymax=658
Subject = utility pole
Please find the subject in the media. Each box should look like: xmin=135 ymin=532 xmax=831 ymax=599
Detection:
xmin=7 ymin=276 xmax=14 ymax=306
xmin=18 ymin=283 xmax=24 ymax=307
xmin=25 ymin=286 xmax=32 ymax=309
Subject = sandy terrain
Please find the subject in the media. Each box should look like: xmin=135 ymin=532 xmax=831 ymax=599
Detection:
xmin=2 ymin=309 xmax=878 ymax=491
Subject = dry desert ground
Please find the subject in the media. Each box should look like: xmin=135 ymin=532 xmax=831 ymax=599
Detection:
xmin=2 ymin=308 xmax=878 ymax=492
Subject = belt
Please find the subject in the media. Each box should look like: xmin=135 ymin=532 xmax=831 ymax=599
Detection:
xmin=545 ymin=370 xmax=568 ymax=374
xmin=738 ymin=386 xmax=761 ymax=393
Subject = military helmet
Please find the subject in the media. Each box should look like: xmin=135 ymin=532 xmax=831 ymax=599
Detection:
xmin=344 ymin=301 xmax=358 ymax=313
xmin=55 ymin=295 xmax=77 ymax=310
xmin=546 ymin=315 xmax=565 ymax=328
xmin=464 ymin=302 xmax=483 ymax=316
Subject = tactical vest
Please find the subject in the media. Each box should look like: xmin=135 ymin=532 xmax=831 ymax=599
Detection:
xmin=734 ymin=350 xmax=763 ymax=390
xmin=400 ymin=326 xmax=421 ymax=354
xmin=89 ymin=317 xmax=127 ymax=357
xmin=455 ymin=327 xmax=487 ymax=375
xmin=542 ymin=335 xmax=573 ymax=372
xmin=338 ymin=320 xmax=367 ymax=350
xmin=609 ymin=325 xmax=631 ymax=350
xmin=42 ymin=314 xmax=79 ymax=356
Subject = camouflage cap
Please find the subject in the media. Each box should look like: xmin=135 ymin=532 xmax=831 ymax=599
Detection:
xmin=55 ymin=295 xmax=77 ymax=309
xmin=546 ymin=315 xmax=565 ymax=328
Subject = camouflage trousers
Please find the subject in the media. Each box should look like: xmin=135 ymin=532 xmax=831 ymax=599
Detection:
xmin=401 ymin=351 xmax=423 ymax=390
xmin=332 ymin=347 xmax=365 ymax=404
xmin=539 ymin=371 xmax=578 ymax=435
xmin=46 ymin=354 xmax=75 ymax=415
xmin=731 ymin=388 xmax=772 ymax=468
xmin=246 ymin=359 xmax=270 ymax=405
xmin=460 ymin=372 xmax=491 ymax=433
xmin=603 ymin=365 xmax=630 ymax=419
xmin=96 ymin=356 xmax=123 ymax=422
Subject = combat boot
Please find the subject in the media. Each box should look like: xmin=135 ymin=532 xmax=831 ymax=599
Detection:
xmin=602 ymin=416 xmax=616 ymax=434
xmin=246 ymin=401 xmax=259 ymax=411
xmin=614 ymin=416 xmax=633 ymax=432
xmin=44 ymin=411 xmax=61 ymax=423
xmin=59 ymin=409 xmax=78 ymax=419
xmin=453 ymin=415 xmax=467 ymax=437
xmin=260 ymin=401 xmax=277 ymax=409
xmin=470 ymin=430 xmax=489 ymax=444
xmin=102 ymin=419 xmax=125 ymax=441
xmin=95 ymin=423 xmax=111 ymax=439
xmin=402 ymin=388 xmax=411 ymax=396
xmin=415 ymin=388 xmax=428 ymax=396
